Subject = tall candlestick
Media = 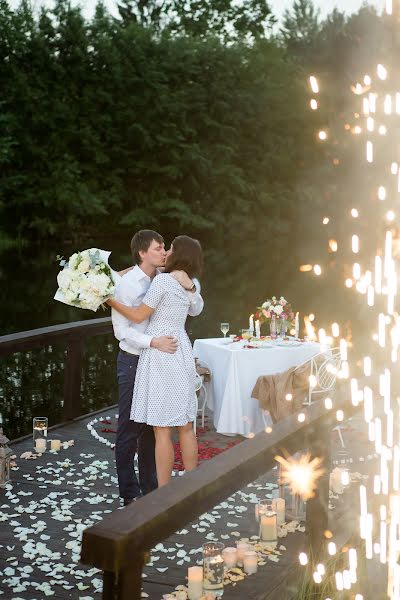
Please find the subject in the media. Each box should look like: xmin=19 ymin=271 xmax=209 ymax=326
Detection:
xmin=249 ymin=314 xmax=254 ymax=336
xmin=295 ymin=312 xmax=300 ymax=338
xmin=255 ymin=319 xmax=261 ymax=339
xmin=188 ymin=566 xmax=203 ymax=600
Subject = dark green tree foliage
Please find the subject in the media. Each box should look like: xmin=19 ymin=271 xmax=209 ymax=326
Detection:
xmin=0 ymin=0 xmax=309 ymax=250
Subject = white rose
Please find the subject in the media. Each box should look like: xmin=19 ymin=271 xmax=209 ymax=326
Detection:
xmin=57 ymin=269 xmax=72 ymax=290
xmin=77 ymin=259 xmax=90 ymax=273
xmin=68 ymin=253 xmax=79 ymax=270
xmin=274 ymin=305 xmax=284 ymax=316
xmin=262 ymin=301 xmax=271 ymax=309
xmin=65 ymin=290 xmax=78 ymax=303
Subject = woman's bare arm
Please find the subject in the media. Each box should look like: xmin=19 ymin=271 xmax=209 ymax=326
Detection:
xmin=107 ymin=298 xmax=154 ymax=323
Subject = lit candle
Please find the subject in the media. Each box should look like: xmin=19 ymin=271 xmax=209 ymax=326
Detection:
xmin=295 ymin=312 xmax=299 ymax=338
xmin=249 ymin=314 xmax=254 ymax=336
xmin=260 ymin=511 xmax=277 ymax=542
xmin=243 ymin=550 xmax=258 ymax=574
xmin=222 ymin=547 xmax=237 ymax=569
xmin=187 ymin=566 xmax=203 ymax=600
xmin=35 ymin=439 xmax=46 ymax=453
xmin=236 ymin=541 xmax=250 ymax=566
xmin=255 ymin=320 xmax=260 ymax=339
xmin=50 ymin=439 xmax=61 ymax=451
xmin=272 ymin=498 xmax=285 ymax=525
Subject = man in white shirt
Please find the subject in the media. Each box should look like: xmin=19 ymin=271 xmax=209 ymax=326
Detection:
xmin=112 ymin=230 xmax=203 ymax=505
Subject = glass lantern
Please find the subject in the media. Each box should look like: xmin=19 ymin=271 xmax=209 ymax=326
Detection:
xmin=33 ymin=417 xmax=48 ymax=453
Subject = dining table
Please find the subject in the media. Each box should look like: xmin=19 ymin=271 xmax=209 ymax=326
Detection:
xmin=192 ymin=337 xmax=325 ymax=436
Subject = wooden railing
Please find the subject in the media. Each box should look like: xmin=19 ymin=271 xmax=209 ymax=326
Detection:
xmin=0 ymin=318 xmax=113 ymax=421
xmin=81 ymin=388 xmax=356 ymax=600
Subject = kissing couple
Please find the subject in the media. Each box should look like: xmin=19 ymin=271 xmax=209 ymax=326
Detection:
xmin=108 ymin=229 xmax=204 ymax=505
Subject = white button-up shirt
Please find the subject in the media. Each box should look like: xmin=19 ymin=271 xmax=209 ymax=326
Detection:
xmin=112 ymin=265 xmax=204 ymax=355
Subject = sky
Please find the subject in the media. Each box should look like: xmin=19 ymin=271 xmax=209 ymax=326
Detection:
xmin=11 ymin=0 xmax=384 ymax=20
xmin=269 ymin=0 xmax=381 ymax=21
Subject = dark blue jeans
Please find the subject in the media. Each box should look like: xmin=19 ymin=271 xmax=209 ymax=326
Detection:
xmin=115 ymin=351 xmax=158 ymax=499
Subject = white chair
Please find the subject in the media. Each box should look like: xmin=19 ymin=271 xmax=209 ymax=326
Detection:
xmin=299 ymin=347 xmax=342 ymax=406
xmin=193 ymin=361 xmax=210 ymax=435
xmin=297 ymin=347 xmax=345 ymax=447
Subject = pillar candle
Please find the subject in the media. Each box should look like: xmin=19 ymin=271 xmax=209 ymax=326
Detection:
xmin=50 ymin=439 xmax=61 ymax=451
xmin=35 ymin=439 xmax=46 ymax=453
xmin=272 ymin=498 xmax=285 ymax=525
xmin=243 ymin=550 xmax=258 ymax=574
xmin=187 ymin=566 xmax=203 ymax=600
xmin=260 ymin=511 xmax=277 ymax=542
xmin=222 ymin=547 xmax=237 ymax=569
xmin=255 ymin=320 xmax=261 ymax=339
xmin=236 ymin=541 xmax=250 ymax=566
xmin=249 ymin=314 xmax=254 ymax=336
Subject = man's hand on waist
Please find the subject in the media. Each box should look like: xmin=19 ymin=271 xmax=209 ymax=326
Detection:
xmin=150 ymin=336 xmax=178 ymax=354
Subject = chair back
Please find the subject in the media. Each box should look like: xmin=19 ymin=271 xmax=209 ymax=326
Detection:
xmin=194 ymin=372 xmax=203 ymax=392
xmin=315 ymin=348 xmax=342 ymax=392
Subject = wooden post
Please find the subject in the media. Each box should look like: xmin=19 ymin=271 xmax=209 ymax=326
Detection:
xmin=63 ymin=337 xmax=84 ymax=420
xmin=118 ymin=553 xmax=145 ymax=600
xmin=305 ymin=420 xmax=331 ymax=561
xmin=103 ymin=571 xmax=116 ymax=600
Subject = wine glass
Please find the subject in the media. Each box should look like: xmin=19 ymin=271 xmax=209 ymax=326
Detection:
xmin=220 ymin=322 xmax=230 ymax=338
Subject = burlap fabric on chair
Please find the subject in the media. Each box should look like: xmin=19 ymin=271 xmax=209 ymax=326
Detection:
xmin=251 ymin=363 xmax=310 ymax=423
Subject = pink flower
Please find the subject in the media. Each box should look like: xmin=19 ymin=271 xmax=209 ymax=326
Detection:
xmin=280 ymin=299 xmax=287 ymax=306
xmin=263 ymin=310 xmax=271 ymax=319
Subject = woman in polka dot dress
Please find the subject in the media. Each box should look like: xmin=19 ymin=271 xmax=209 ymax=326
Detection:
xmin=108 ymin=236 xmax=203 ymax=486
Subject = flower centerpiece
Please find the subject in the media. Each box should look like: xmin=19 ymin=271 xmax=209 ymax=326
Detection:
xmin=254 ymin=296 xmax=295 ymax=336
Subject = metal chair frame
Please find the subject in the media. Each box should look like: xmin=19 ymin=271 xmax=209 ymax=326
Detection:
xmin=193 ymin=360 xmax=210 ymax=435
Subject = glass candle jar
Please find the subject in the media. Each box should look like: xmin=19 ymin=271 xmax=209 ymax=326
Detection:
xmin=33 ymin=417 xmax=48 ymax=452
xmin=203 ymin=542 xmax=224 ymax=596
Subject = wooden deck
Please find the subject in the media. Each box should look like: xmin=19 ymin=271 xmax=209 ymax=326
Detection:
xmin=0 ymin=409 xmax=369 ymax=600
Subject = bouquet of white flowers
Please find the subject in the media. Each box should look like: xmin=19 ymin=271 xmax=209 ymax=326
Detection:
xmin=54 ymin=248 xmax=120 ymax=312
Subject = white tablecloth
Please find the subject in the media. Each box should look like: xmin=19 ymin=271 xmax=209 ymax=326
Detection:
xmin=192 ymin=338 xmax=324 ymax=436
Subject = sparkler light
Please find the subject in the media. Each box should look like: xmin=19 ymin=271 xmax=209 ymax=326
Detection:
xmin=275 ymin=452 xmax=324 ymax=500
xmin=309 ymin=76 xmax=319 ymax=94
xmin=378 ymin=185 xmax=386 ymax=200
xmin=377 ymin=64 xmax=388 ymax=80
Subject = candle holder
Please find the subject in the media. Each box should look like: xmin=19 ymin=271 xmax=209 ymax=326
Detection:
xmin=243 ymin=550 xmax=258 ymax=575
xmin=33 ymin=417 xmax=48 ymax=453
xmin=203 ymin=542 xmax=224 ymax=596
xmin=222 ymin=547 xmax=237 ymax=569
xmin=236 ymin=541 xmax=250 ymax=567
xmin=272 ymin=497 xmax=286 ymax=525
xmin=259 ymin=501 xmax=277 ymax=542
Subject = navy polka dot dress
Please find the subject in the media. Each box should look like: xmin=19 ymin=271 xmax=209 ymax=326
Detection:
xmin=130 ymin=274 xmax=197 ymax=427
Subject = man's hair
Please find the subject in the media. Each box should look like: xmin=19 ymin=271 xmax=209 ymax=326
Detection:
xmin=130 ymin=230 xmax=164 ymax=265
xmin=164 ymin=236 xmax=203 ymax=278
